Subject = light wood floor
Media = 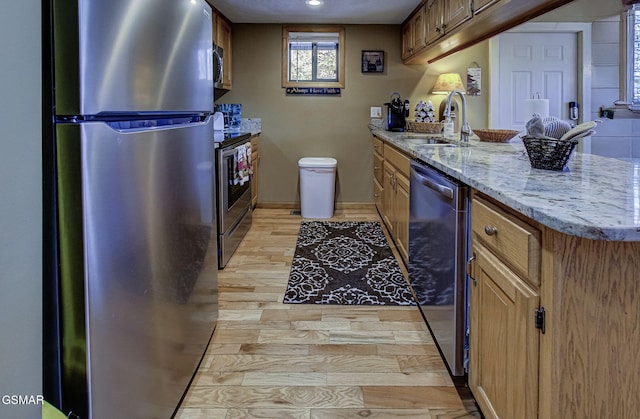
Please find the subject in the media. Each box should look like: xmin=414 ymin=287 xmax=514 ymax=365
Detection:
xmin=175 ymin=207 xmax=480 ymax=418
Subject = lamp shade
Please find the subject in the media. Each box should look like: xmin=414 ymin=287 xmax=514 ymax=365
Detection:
xmin=431 ymin=73 xmax=465 ymax=94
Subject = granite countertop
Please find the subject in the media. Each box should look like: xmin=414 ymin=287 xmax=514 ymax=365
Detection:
xmin=371 ymin=127 xmax=640 ymax=241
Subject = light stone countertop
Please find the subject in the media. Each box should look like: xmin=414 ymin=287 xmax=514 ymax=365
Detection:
xmin=371 ymin=128 xmax=640 ymax=241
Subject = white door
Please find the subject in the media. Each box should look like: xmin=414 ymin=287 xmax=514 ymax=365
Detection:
xmin=496 ymin=32 xmax=578 ymax=131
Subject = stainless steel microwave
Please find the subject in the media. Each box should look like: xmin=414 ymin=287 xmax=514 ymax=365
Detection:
xmin=213 ymin=44 xmax=223 ymax=89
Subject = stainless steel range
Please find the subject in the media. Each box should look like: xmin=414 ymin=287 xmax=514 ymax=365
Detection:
xmin=214 ymin=131 xmax=253 ymax=268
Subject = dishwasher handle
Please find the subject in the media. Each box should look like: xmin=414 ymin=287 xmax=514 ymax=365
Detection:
xmin=411 ymin=167 xmax=454 ymax=199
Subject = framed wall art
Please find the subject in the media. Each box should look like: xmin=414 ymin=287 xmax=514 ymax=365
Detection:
xmin=362 ymin=50 xmax=384 ymax=73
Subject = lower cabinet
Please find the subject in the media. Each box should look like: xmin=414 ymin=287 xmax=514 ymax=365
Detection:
xmin=250 ymin=134 xmax=259 ymax=208
xmin=373 ymin=137 xmax=384 ymax=213
xmin=373 ymin=135 xmax=409 ymax=265
xmin=468 ymin=194 xmax=541 ymax=419
xmin=469 ymin=243 xmax=540 ymax=418
xmin=394 ymin=173 xmax=409 ymax=264
xmin=469 ymin=191 xmax=640 ymax=418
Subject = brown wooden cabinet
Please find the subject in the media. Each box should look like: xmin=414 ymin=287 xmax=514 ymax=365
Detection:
xmin=250 ymin=135 xmax=259 ymax=208
xmin=375 ymin=138 xmax=410 ymax=265
xmin=425 ymin=0 xmax=472 ymax=45
xmin=469 ymin=196 xmax=541 ymax=419
xmin=468 ymin=192 xmax=640 ymax=418
xmin=402 ymin=4 xmax=427 ymax=60
xmin=373 ymin=137 xmax=384 ymax=212
xmin=425 ymin=0 xmax=444 ymax=45
xmin=394 ymin=172 xmax=410 ymax=263
xmin=443 ymin=0 xmax=472 ymax=33
xmin=402 ymin=0 xmax=572 ymax=63
xmin=213 ymin=12 xmax=232 ymax=90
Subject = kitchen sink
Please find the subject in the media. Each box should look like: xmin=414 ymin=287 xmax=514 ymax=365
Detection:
xmin=403 ymin=136 xmax=457 ymax=146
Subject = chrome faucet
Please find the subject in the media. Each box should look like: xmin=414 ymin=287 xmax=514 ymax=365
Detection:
xmin=443 ymin=90 xmax=471 ymax=143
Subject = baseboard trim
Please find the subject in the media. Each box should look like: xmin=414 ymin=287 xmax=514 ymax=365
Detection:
xmin=256 ymin=202 xmax=376 ymax=210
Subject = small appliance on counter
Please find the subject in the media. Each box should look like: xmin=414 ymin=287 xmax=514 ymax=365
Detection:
xmin=385 ymin=92 xmax=409 ymax=132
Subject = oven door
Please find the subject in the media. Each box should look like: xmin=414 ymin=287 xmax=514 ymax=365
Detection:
xmin=218 ymin=143 xmax=252 ymax=234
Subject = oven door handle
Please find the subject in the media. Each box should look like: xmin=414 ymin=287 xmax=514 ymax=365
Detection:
xmin=410 ymin=167 xmax=454 ymax=199
xmin=221 ymin=142 xmax=250 ymax=159
xmin=222 ymin=147 xmax=239 ymax=159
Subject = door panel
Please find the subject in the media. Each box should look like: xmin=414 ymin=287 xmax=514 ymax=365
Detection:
xmin=497 ymin=32 xmax=577 ymax=130
xmin=54 ymin=0 xmax=214 ymax=115
xmin=469 ymin=243 xmax=539 ymax=419
xmin=56 ymin=118 xmax=218 ymax=417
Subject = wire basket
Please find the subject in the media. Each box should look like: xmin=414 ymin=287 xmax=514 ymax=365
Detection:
xmin=522 ymin=136 xmax=578 ymax=171
xmin=407 ymin=121 xmax=443 ymax=134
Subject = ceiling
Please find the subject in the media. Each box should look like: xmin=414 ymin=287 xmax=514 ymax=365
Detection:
xmin=211 ymin=0 xmax=422 ymax=24
xmin=212 ymin=0 xmax=627 ymax=25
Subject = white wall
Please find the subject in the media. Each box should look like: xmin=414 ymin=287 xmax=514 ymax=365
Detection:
xmin=0 ymin=1 xmax=43 ymax=418
xmin=589 ymin=15 xmax=640 ymax=160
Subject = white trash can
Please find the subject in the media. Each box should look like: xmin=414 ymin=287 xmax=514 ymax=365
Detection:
xmin=298 ymin=157 xmax=337 ymax=218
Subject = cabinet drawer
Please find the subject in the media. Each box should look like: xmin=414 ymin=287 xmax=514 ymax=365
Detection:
xmin=471 ymin=197 xmax=541 ymax=286
xmin=383 ymin=144 xmax=410 ymax=178
xmin=373 ymin=153 xmax=383 ymax=184
xmin=373 ymin=137 xmax=383 ymax=156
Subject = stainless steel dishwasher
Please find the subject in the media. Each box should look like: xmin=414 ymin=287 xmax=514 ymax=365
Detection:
xmin=408 ymin=159 xmax=469 ymax=377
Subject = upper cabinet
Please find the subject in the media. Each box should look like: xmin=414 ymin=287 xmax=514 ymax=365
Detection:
xmin=402 ymin=4 xmax=427 ymax=60
xmin=425 ymin=0 xmax=444 ymax=45
xmin=402 ymin=0 xmax=575 ymax=63
xmin=444 ymin=0 xmax=473 ymax=33
xmin=213 ymin=11 xmax=232 ymax=90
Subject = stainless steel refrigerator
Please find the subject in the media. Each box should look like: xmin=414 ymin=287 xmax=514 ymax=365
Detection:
xmin=43 ymin=1 xmax=218 ymax=417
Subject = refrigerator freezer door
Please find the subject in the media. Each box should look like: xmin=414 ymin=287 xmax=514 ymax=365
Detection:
xmin=53 ymin=0 xmax=214 ymax=115
xmin=55 ymin=118 xmax=218 ymax=418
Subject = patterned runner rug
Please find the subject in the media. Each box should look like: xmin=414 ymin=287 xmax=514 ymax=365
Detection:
xmin=283 ymin=221 xmax=415 ymax=305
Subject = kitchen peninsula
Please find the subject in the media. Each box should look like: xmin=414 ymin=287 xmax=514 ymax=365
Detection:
xmin=371 ymin=127 xmax=640 ymax=419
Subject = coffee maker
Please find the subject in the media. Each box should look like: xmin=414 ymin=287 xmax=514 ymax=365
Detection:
xmin=385 ymin=92 xmax=409 ymax=132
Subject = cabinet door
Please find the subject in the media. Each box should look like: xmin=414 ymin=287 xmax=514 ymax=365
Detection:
xmin=425 ymin=0 xmax=444 ymax=45
xmin=374 ymin=178 xmax=383 ymax=213
xmin=216 ymin=16 xmax=232 ymax=89
xmin=250 ymin=137 xmax=258 ymax=208
xmin=444 ymin=0 xmax=472 ymax=33
xmin=373 ymin=151 xmax=384 ymax=213
xmin=395 ymin=172 xmax=410 ymax=264
xmin=401 ymin=23 xmax=413 ymax=60
xmin=382 ymin=164 xmax=395 ymax=236
xmin=469 ymin=243 xmax=539 ymax=419
xmin=410 ymin=6 xmax=426 ymax=54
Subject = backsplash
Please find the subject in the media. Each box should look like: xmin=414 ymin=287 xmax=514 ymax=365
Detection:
xmin=214 ymin=103 xmax=242 ymax=129
xmin=240 ymin=118 xmax=262 ymax=135
xmin=588 ymin=16 xmax=640 ymax=162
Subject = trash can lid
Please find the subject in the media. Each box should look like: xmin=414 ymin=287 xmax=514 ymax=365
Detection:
xmin=298 ymin=157 xmax=337 ymax=168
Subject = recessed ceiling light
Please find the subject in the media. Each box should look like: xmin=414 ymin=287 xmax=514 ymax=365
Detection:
xmin=306 ymin=0 xmax=323 ymax=6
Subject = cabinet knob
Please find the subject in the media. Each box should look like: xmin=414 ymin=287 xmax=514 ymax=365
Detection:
xmin=484 ymin=225 xmax=498 ymax=236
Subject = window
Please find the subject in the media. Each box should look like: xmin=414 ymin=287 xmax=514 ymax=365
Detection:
xmin=282 ymin=26 xmax=345 ymax=88
xmin=626 ymin=5 xmax=640 ymax=108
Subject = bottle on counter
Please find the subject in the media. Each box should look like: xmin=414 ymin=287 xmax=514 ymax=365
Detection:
xmin=443 ymin=117 xmax=454 ymax=138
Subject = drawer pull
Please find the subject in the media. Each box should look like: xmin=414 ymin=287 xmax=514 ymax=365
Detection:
xmin=484 ymin=225 xmax=498 ymax=236
xmin=467 ymin=252 xmax=477 ymax=286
